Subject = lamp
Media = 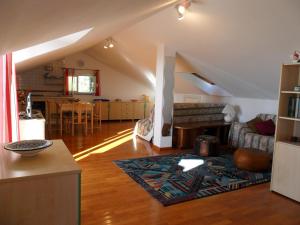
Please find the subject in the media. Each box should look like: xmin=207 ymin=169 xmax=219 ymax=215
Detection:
xmin=103 ymin=38 xmax=114 ymax=49
xmin=176 ymin=0 xmax=191 ymax=20
xmin=222 ymin=104 xmax=236 ymax=122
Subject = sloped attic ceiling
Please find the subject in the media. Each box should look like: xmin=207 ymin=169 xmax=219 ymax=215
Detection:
xmin=1 ymin=0 xmax=177 ymax=71
xmin=8 ymin=0 xmax=300 ymax=99
xmin=86 ymin=0 xmax=300 ymax=99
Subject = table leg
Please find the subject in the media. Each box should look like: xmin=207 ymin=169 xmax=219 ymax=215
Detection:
xmin=216 ymin=127 xmax=221 ymax=140
xmin=177 ymin=129 xmax=185 ymax=149
xmin=91 ymin=108 xmax=93 ymax=134
xmin=60 ymin=110 xmax=62 ymax=136
xmin=85 ymin=110 xmax=87 ymax=136
xmin=72 ymin=109 xmax=74 ymax=136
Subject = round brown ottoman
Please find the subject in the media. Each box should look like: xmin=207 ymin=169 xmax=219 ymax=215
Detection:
xmin=233 ymin=148 xmax=272 ymax=172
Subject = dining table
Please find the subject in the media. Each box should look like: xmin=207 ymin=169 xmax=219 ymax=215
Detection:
xmin=57 ymin=102 xmax=94 ymax=136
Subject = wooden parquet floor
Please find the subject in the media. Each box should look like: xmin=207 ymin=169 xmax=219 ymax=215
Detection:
xmin=47 ymin=121 xmax=300 ymax=225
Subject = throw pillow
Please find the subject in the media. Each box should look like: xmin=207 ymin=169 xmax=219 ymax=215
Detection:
xmin=247 ymin=117 xmax=263 ymax=133
xmin=255 ymin=119 xmax=276 ymax=136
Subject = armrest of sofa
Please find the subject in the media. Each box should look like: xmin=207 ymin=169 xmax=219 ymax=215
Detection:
xmin=243 ymin=132 xmax=274 ymax=153
xmin=228 ymin=122 xmax=252 ymax=147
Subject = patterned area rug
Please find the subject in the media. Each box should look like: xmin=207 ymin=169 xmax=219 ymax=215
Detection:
xmin=114 ymin=154 xmax=271 ymax=206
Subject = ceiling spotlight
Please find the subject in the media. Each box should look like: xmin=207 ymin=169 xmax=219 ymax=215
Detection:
xmin=104 ymin=38 xmax=114 ymax=49
xmin=176 ymin=0 xmax=191 ymax=20
xmin=177 ymin=5 xmax=186 ymax=14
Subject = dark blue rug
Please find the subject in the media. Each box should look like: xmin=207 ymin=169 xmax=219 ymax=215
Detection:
xmin=114 ymin=154 xmax=271 ymax=206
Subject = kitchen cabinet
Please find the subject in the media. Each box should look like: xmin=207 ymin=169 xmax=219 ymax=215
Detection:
xmin=0 ymin=140 xmax=81 ymax=225
xmin=100 ymin=102 xmax=109 ymax=120
xmin=109 ymin=101 xmax=146 ymax=120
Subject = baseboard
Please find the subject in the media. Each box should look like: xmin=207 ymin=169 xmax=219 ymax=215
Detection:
xmin=151 ymin=144 xmax=175 ymax=152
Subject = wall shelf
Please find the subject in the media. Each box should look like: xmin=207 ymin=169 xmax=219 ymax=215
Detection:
xmin=277 ymin=141 xmax=300 ymax=147
xmin=279 ymin=116 xmax=300 ymax=122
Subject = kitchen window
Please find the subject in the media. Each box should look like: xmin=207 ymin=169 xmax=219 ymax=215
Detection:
xmin=68 ymin=74 xmax=96 ymax=94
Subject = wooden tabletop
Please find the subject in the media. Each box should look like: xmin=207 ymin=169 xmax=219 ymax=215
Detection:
xmin=174 ymin=120 xmax=231 ymax=130
xmin=0 ymin=140 xmax=81 ymax=183
xmin=58 ymin=102 xmax=94 ymax=111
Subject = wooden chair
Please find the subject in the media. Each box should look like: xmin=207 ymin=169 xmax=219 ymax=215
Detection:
xmin=46 ymin=100 xmax=59 ymax=131
xmin=72 ymin=103 xmax=88 ymax=136
xmin=94 ymin=102 xmax=102 ymax=128
xmin=72 ymin=102 xmax=94 ymax=135
xmin=59 ymin=103 xmax=73 ymax=136
xmin=86 ymin=103 xmax=94 ymax=134
xmin=58 ymin=102 xmax=93 ymax=136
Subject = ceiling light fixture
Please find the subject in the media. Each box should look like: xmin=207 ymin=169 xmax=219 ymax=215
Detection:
xmin=176 ymin=0 xmax=191 ymax=21
xmin=103 ymin=38 xmax=115 ymax=49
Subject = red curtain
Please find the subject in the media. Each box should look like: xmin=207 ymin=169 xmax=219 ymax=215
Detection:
xmin=0 ymin=53 xmax=19 ymax=143
xmin=64 ymin=68 xmax=69 ymax=96
xmin=95 ymin=70 xmax=101 ymax=96
xmin=64 ymin=68 xmax=75 ymax=96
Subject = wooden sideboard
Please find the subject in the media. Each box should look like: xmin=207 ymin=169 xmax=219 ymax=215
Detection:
xmin=0 ymin=140 xmax=81 ymax=225
xmin=100 ymin=101 xmax=153 ymax=121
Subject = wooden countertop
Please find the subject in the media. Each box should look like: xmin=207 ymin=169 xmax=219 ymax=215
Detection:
xmin=0 ymin=140 xmax=81 ymax=183
xmin=32 ymin=96 xmax=77 ymax=102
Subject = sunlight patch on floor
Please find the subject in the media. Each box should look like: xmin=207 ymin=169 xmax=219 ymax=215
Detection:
xmin=74 ymin=134 xmax=133 ymax=161
xmin=73 ymin=131 xmax=133 ymax=158
xmin=104 ymin=129 xmax=133 ymax=141
xmin=178 ymin=159 xmax=204 ymax=172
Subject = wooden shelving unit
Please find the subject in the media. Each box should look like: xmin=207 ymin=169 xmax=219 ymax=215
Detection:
xmin=271 ymin=64 xmax=300 ymax=202
xmin=281 ymin=91 xmax=300 ymax=94
xmin=278 ymin=116 xmax=300 ymax=122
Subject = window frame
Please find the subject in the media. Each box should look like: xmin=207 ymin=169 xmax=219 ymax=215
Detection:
xmin=68 ymin=73 xmax=96 ymax=95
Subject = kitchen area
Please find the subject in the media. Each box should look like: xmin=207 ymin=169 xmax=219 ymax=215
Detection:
xmin=17 ymin=59 xmax=153 ymax=138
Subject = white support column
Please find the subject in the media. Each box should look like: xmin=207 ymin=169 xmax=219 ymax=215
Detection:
xmin=153 ymin=44 xmax=176 ymax=148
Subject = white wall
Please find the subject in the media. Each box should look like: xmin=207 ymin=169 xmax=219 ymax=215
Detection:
xmin=17 ymin=51 xmax=154 ymax=102
xmin=228 ymin=97 xmax=278 ymax=122
xmin=17 ymin=61 xmax=64 ymax=93
xmin=65 ymin=52 xmax=154 ymax=102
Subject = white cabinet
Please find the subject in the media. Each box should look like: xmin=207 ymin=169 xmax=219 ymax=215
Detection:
xmin=19 ymin=111 xmax=45 ymax=140
xmin=271 ymin=142 xmax=300 ymax=201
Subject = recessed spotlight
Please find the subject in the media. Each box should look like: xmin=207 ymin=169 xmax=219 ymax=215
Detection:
xmin=175 ymin=0 xmax=191 ymax=20
xmin=103 ymin=38 xmax=115 ymax=49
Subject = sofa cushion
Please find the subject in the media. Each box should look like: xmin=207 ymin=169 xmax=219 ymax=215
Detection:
xmin=255 ymin=119 xmax=275 ymax=136
xmin=247 ymin=117 xmax=263 ymax=133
